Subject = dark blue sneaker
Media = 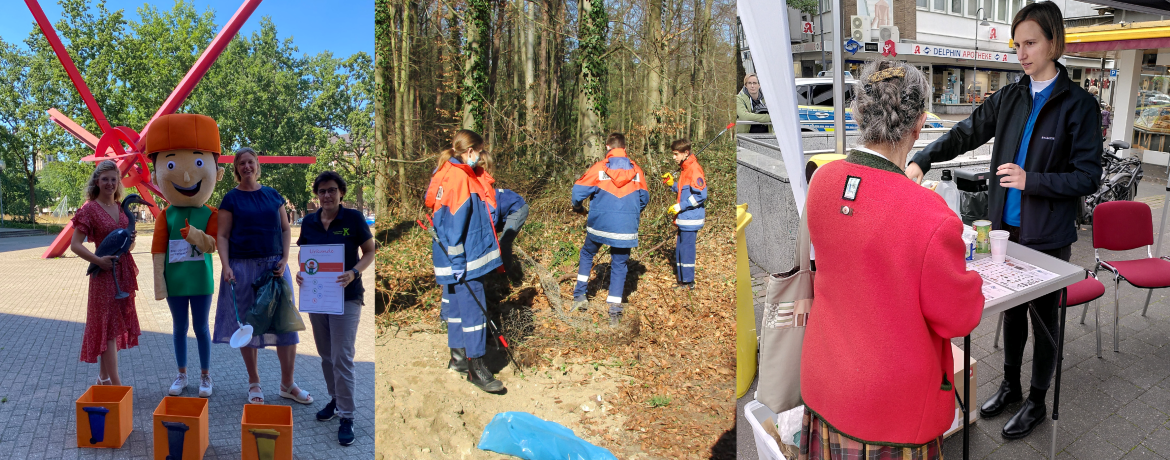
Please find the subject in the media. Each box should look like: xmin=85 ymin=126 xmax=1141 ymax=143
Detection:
xmin=338 ymin=417 xmax=355 ymax=446
xmin=316 ymin=398 xmax=337 ymax=421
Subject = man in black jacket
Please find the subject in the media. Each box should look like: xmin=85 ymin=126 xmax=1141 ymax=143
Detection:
xmin=906 ymin=2 xmax=1102 ymax=440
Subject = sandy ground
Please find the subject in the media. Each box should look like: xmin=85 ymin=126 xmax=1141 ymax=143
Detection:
xmin=375 ymin=330 xmax=631 ymax=459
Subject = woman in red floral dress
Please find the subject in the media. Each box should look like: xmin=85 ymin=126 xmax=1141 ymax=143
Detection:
xmin=70 ymin=160 xmax=142 ymax=385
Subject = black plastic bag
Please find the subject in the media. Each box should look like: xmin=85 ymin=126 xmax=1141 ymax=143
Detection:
xmin=960 ymin=190 xmax=989 ymax=226
xmin=248 ymin=271 xmax=305 ymax=336
xmin=245 ymin=271 xmax=277 ymax=336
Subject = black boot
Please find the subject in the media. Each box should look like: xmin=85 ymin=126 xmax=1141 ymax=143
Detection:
xmin=467 ymin=357 xmax=505 ymax=393
xmin=448 ymin=348 xmax=468 ymax=375
xmin=979 ymin=380 xmax=1023 ymax=418
xmin=1002 ymin=390 xmax=1048 ymax=440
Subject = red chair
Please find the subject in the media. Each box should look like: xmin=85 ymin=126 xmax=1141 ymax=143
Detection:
xmin=994 ymin=270 xmax=1106 ymax=356
xmin=1093 ymin=201 xmax=1170 ymax=352
xmin=1074 ymin=271 xmax=1107 ymax=357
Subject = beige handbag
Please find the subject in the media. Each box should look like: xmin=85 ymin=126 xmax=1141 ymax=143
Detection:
xmin=756 ymin=206 xmax=814 ymax=414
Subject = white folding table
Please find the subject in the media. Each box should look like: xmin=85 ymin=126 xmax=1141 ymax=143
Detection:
xmin=959 ymin=241 xmax=1085 ymax=460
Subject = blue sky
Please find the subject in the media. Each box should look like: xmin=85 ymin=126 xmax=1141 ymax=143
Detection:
xmin=0 ymin=0 xmax=373 ymax=58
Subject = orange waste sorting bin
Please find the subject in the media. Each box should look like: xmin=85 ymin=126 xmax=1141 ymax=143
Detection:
xmin=241 ymin=404 xmax=293 ymax=460
xmin=152 ymin=396 xmax=209 ymax=460
xmin=76 ymin=385 xmax=133 ymax=448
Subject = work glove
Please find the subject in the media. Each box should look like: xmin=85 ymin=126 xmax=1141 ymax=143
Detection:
xmin=661 ymin=173 xmax=674 ymax=187
xmin=572 ymin=204 xmax=586 ymax=215
xmin=668 ymin=204 xmax=681 ymax=215
xmin=452 ymin=269 xmax=465 ymax=282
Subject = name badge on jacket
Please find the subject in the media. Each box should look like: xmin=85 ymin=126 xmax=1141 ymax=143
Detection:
xmin=169 ymin=239 xmax=204 ymax=263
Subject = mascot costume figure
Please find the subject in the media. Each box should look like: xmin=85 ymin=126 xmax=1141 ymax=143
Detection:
xmin=148 ymin=113 xmax=225 ymax=397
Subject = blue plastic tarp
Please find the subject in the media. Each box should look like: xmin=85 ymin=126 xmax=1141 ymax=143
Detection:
xmin=477 ymin=412 xmax=618 ymax=460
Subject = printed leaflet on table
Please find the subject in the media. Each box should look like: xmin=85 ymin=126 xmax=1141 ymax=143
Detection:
xmin=966 ymin=256 xmax=1059 ymax=301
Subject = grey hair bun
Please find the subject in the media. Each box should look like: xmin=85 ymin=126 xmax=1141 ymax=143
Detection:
xmin=851 ymin=60 xmax=929 ymax=146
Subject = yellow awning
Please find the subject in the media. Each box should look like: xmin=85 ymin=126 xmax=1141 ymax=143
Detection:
xmin=1066 ymin=20 xmax=1170 ymax=44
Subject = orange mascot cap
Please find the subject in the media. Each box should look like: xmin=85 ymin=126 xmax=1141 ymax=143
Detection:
xmin=144 ymin=113 xmax=222 ymax=156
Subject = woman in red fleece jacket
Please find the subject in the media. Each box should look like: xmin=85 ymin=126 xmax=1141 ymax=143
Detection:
xmin=799 ymin=60 xmax=985 ymax=459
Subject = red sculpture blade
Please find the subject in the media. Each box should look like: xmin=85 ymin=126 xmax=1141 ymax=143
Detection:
xmin=31 ymin=0 xmax=316 ymax=259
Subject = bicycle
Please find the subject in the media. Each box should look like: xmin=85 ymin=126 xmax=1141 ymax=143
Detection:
xmin=1077 ymin=140 xmax=1144 ymax=226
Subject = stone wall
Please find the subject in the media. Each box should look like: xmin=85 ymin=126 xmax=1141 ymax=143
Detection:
xmin=737 ymin=131 xmax=992 ymax=274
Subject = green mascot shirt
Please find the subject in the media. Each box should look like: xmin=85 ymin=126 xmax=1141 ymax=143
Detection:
xmin=164 ymin=206 xmax=215 ymax=296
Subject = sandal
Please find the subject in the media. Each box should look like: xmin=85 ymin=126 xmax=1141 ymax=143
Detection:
xmin=96 ymin=376 xmax=112 ymax=386
xmin=279 ymin=383 xmax=313 ymax=405
xmin=247 ymin=382 xmax=264 ymax=405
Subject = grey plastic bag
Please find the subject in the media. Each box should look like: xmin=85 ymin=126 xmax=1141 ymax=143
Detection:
xmin=756 ymin=207 xmax=813 ymax=414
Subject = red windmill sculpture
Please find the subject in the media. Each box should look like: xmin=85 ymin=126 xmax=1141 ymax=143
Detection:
xmin=26 ymin=0 xmax=315 ymax=259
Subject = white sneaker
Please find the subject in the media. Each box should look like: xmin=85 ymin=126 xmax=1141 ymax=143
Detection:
xmin=198 ymin=374 xmax=213 ymax=398
xmin=168 ymin=373 xmax=187 ymax=396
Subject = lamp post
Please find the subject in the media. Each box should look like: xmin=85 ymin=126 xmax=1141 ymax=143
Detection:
xmin=973 ymin=8 xmax=990 ymax=111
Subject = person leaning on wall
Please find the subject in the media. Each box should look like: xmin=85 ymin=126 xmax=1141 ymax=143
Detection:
xmin=736 ymin=73 xmax=772 ymax=133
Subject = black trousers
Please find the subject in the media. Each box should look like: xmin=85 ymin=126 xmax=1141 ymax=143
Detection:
xmin=1001 ymin=224 xmax=1071 ymax=392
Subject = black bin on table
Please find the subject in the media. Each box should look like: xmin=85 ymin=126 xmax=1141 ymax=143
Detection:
xmin=953 ymin=168 xmax=990 ymax=226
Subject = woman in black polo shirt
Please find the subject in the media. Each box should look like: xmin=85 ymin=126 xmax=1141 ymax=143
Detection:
xmin=295 ymin=171 xmax=374 ymax=446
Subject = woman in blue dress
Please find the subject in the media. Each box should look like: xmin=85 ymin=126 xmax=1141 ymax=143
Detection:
xmin=214 ymin=147 xmax=313 ymax=405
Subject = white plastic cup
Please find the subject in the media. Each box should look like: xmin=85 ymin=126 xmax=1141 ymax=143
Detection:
xmin=989 ymin=230 xmax=1010 ymax=263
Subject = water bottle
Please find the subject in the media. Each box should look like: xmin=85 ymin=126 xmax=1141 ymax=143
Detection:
xmin=936 ymin=170 xmax=963 ymax=222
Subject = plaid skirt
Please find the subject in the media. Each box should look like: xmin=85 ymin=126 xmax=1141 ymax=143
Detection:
xmin=799 ymin=410 xmax=944 ymax=460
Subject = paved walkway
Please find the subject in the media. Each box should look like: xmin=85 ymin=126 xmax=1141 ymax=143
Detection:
xmin=739 ymin=179 xmax=1170 ymax=459
xmin=0 ymin=233 xmax=374 ymax=459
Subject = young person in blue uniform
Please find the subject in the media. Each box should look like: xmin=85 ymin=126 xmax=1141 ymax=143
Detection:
xmin=661 ymin=139 xmax=707 ymax=289
xmin=570 ymin=133 xmax=650 ymax=327
xmin=424 ymin=129 xmax=506 ymax=393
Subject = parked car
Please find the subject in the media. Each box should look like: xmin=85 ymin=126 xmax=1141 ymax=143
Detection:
xmin=1136 ymin=90 xmax=1170 ymax=115
xmin=817 ymin=71 xmax=855 ymax=79
xmin=795 ymin=77 xmax=946 ymax=132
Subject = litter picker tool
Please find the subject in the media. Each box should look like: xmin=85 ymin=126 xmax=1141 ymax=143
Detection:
xmin=694 ymin=121 xmax=736 ymax=157
xmin=228 ymin=281 xmax=254 ymax=348
xmin=417 ymin=218 xmax=524 ymax=374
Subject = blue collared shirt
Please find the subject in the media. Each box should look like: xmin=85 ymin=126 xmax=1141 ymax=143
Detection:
xmin=1004 ymin=79 xmax=1056 ymax=227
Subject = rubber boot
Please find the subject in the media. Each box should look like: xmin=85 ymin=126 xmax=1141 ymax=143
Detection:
xmin=572 ymin=296 xmax=588 ymax=312
xmin=83 ymin=406 xmax=109 ymax=444
xmin=250 ymin=428 xmax=280 ymax=460
xmin=161 ymin=421 xmax=189 ymax=460
xmin=467 ymin=357 xmax=505 ymax=393
xmin=448 ymin=348 xmax=468 ymax=374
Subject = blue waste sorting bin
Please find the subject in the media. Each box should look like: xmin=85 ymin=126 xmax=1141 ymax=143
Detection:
xmin=161 ymin=421 xmax=189 ymax=460
xmin=82 ymin=406 xmax=110 ymax=444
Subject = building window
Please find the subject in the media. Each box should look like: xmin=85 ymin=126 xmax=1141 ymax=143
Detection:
xmin=918 ymin=0 xmax=928 ymax=8
xmin=934 ymin=0 xmax=945 ymax=12
xmin=821 ymin=0 xmax=831 ymax=12
xmin=952 ymin=0 xmax=963 ymax=14
xmin=1012 ymin=0 xmax=1021 ymax=20
xmin=997 ymin=0 xmax=1007 ymax=21
xmin=968 ymin=0 xmax=977 ymax=16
